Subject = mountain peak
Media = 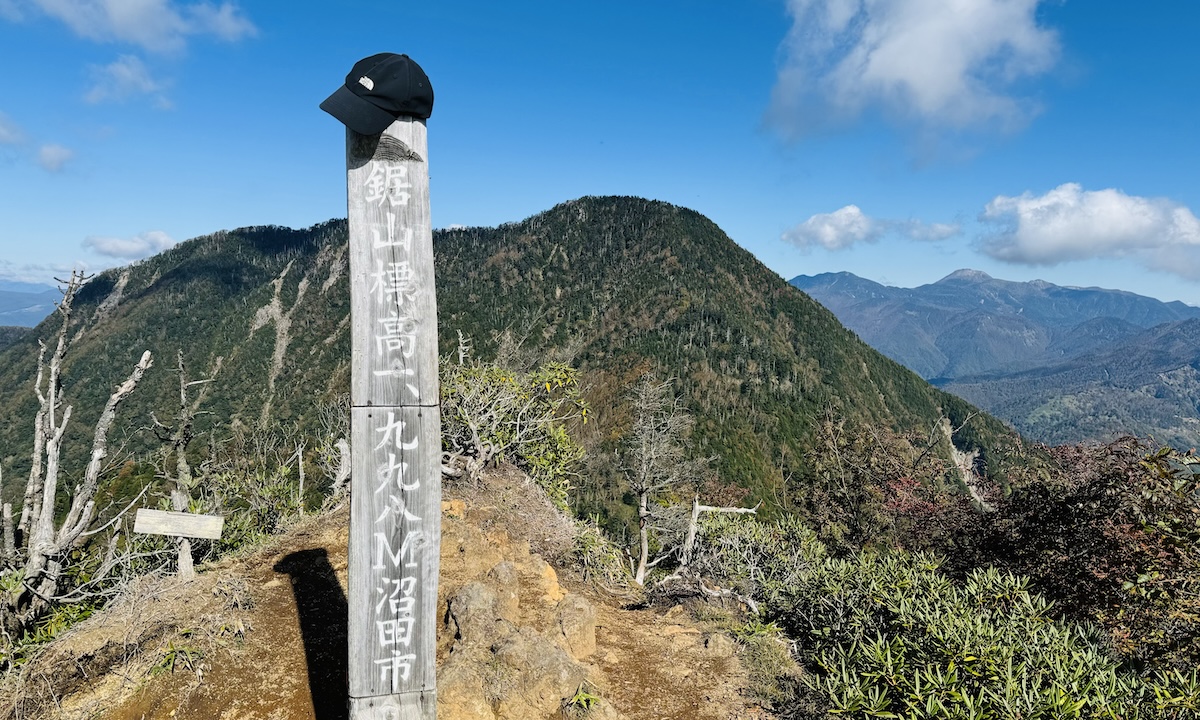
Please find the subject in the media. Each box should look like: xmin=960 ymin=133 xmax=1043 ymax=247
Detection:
xmin=939 ymin=269 xmax=993 ymax=283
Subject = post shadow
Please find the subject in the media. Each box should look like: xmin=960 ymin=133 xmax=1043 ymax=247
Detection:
xmin=274 ymin=548 xmax=349 ymax=720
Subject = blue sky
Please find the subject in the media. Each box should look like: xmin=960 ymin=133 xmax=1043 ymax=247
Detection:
xmin=3 ymin=0 xmax=1200 ymax=305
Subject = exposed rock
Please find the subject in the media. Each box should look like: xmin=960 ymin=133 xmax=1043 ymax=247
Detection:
xmin=438 ymin=521 xmax=625 ymax=719
xmin=442 ymin=498 xmax=467 ymax=519
xmin=448 ymin=582 xmax=504 ymax=646
xmin=437 ymin=660 xmax=495 ymax=720
xmin=493 ymin=627 xmax=590 ymax=719
xmin=530 ymin=556 xmax=565 ymax=604
xmin=487 ymin=561 xmax=521 ymax=623
xmin=556 ymin=594 xmax=597 ymax=660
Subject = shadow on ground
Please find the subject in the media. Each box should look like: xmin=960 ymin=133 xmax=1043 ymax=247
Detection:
xmin=274 ymin=548 xmax=349 ymax=720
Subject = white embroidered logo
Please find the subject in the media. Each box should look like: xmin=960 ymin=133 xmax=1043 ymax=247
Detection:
xmin=359 ymin=76 xmax=375 ymax=91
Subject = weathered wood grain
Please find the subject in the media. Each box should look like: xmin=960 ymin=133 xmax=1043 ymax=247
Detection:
xmin=349 ymin=691 xmax=436 ymax=720
xmin=347 ymin=115 xmax=441 ymax=719
xmin=132 ymin=509 xmax=224 ymax=540
xmin=348 ymin=406 xmax=441 ymax=699
xmin=347 ymin=118 xmax=438 ymax=408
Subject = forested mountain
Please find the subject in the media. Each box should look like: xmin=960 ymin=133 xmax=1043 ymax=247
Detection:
xmin=792 ymin=269 xmax=1200 ymax=448
xmin=0 ymin=197 xmax=1027 ymax=521
xmin=792 ymin=270 xmax=1200 ymax=380
xmin=0 ymin=327 xmax=28 ymax=352
xmin=945 ymin=319 xmax=1200 ymax=448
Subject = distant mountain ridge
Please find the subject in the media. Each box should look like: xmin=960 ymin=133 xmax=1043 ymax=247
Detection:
xmin=0 ymin=287 xmax=59 ymax=327
xmin=791 ymin=270 xmax=1200 ymax=380
xmin=791 ymin=270 xmax=1200 ymax=447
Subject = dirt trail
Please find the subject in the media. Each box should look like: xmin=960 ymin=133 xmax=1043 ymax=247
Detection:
xmin=4 ymin=469 xmax=773 ymax=720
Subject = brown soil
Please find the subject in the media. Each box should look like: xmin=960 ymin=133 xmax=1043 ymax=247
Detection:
xmin=2 ymin=467 xmax=775 ymax=720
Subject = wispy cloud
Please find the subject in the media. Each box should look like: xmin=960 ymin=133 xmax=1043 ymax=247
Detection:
xmin=38 ymin=143 xmax=74 ymax=171
xmin=84 ymin=54 xmax=170 ymax=106
xmin=9 ymin=0 xmax=256 ymax=53
xmin=0 ymin=111 xmax=25 ymax=145
xmin=769 ymin=0 xmax=1059 ymax=139
xmin=981 ymin=183 xmax=1200 ymax=278
xmin=0 ymin=259 xmax=89 ymax=286
xmin=784 ymin=205 xmax=959 ymax=251
xmin=83 ymin=230 xmax=176 ymax=259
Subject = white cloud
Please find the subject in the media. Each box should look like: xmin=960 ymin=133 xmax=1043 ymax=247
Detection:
xmin=784 ymin=204 xmax=960 ymax=251
xmin=0 ymin=111 xmax=24 ymax=144
xmin=84 ymin=54 xmax=170 ymax=106
xmin=185 ymin=1 xmax=254 ymax=41
xmin=10 ymin=0 xmax=255 ymax=52
xmin=38 ymin=143 xmax=74 ymax=171
xmin=981 ymin=183 xmax=1200 ymax=278
xmin=895 ymin=218 xmax=960 ymax=242
xmin=84 ymin=230 xmax=175 ymax=259
xmin=981 ymin=183 xmax=1200 ymax=262
xmin=770 ymin=0 xmax=1059 ymax=138
xmin=785 ymin=205 xmax=882 ymax=250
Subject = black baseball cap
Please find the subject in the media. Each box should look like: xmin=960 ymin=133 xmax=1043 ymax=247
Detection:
xmin=320 ymin=53 xmax=434 ymax=134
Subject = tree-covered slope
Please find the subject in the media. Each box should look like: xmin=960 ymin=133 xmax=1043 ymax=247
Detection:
xmin=0 ymin=327 xmax=29 ymax=352
xmin=0 ymin=197 xmax=1026 ymax=518
xmin=0 ymin=221 xmax=353 ymax=498
xmin=433 ymin=197 xmax=1026 ymax=509
xmin=944 ymin=319 xmax=1200 ymax=448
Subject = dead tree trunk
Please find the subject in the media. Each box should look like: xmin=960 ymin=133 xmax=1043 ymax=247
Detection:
xmin=677 ymin=495 xmax=760 ymax=572
xmin=16 ymin=346 xmax=47 ymax=548
xmin=636 ymin=489 xmax=652 ymax=586
xmin=22 ymin=349 xmax=152 ymax=620
xmin=621 ymin=373 xmax=710 ymax=586
xmin=10 ymin=271 xmax=153 ymax=626
xmin=1 ymin=462 xmax=13 ymax=563
xmin=152 ymin=350 xmax=216 ymax=580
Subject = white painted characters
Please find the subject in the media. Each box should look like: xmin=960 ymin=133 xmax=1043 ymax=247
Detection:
xmin=364 ymin=163 xmax=411 ymax=207
xmin=370 ymin=260 xmax=418 ymax=307
xmin=372 ymin=530 xmax=424 ymax=570
xmin=372 ymin=212 xmax=414 ymax=252
xmin=352 ymin=138 xmax=436 ymax=701
xmin=375 ymin=314 xmax=418 ymax=358
xmin=375 ymin=651 xmax=418 ymax=686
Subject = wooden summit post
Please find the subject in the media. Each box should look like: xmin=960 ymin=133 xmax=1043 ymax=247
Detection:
xmin=345 ymin=115 xmax=441 ymax=719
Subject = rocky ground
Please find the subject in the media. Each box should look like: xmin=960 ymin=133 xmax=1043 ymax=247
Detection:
xmin=1 ymin=466 xmax=776 ymax=720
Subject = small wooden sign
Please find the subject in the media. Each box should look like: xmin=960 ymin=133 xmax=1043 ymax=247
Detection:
xmin=133 ymin=509 xmax=225 ymax=540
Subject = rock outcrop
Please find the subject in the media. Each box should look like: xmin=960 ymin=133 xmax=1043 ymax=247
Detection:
xmin=438 ymin=499 xmax=621 ymax=720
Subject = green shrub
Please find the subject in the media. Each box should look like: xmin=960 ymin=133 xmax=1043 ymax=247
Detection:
xmin=440 ymin=358 xmax=587 ymax=509
xmin=192 ymin=465 xmax=306 ymax=559
xmin=692 ymin=514 xmax=1200 ymax=719
xmin=949 ymin=439 xmax=1200 ymax=670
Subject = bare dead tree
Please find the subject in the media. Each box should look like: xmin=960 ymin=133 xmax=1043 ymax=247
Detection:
xmin=314 ymin=393 xmax=351 ymax=503
xmin=7 ymin=271 xmax=153 ymax=628
xmin=1 ymin=465 xmax=13 ymax=565
xmin=150 ymin=350 xmax=216 ymax=579
xmin=676 ymin=496 xmax=761 ymax=572
xmin=16 ymin=325 xmax=52 ymax=550
xmin=456 ymin=329 xmax=472 ymax=366
xmin=620 ymin=373 xmax=713 ymax=585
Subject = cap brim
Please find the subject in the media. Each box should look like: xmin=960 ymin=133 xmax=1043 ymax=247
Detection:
xmin=319 ymin=85 xmax=396 ymax=135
